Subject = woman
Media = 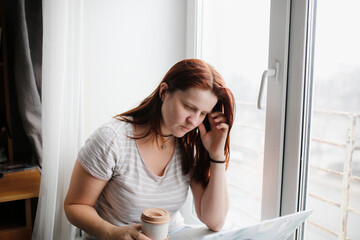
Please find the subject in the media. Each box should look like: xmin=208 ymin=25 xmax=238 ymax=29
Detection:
xmin=64 ymin=59 xmax=235 ymax=240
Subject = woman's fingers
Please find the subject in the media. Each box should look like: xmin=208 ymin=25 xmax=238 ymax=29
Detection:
xmin=132 ymin=224 xmax=151 ymax=240
xmin=210 ymin=112 xmax=228 ymax=132
xmin=210 ymin=112 xmax=227 ymax=123
xmin=131 ymin=231 xmax=150 ymax=240
xmin=133 ymin=224 xmax=142 ymax=231
xmin=216 ymin=122 xmax=229 ymax=130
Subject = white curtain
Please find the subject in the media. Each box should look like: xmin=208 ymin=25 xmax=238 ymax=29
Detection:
xmin=32 ymin=0 xmax=189 ymax=239
xmin=32 ymin=0 xmax=83 ymax=239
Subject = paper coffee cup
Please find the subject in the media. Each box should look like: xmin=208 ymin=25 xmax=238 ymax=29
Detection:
xmin=141 ymin=208 xmax=171 ymax=240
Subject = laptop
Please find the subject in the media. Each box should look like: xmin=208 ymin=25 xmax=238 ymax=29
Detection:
xmin=170 ymin=210 xmax=313 ymax=240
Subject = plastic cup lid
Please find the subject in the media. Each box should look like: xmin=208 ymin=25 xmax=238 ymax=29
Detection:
xmin=141 ymin=208 xmax=171 ymax=225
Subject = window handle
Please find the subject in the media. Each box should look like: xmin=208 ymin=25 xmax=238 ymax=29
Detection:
xmin=257 ymin=61 xmax=280 ymax=109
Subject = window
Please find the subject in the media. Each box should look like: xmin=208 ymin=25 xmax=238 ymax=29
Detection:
xmin=200 ymin=0 xmax=290 ymax=226
xmin=199 ymin=0 xmax=360 ymax=239
xmin=300 ymin=0 xmax=360 ymax=239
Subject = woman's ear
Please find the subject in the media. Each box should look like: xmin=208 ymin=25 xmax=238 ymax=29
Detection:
xmin=159 ymin=82 xmax=169 ymax=101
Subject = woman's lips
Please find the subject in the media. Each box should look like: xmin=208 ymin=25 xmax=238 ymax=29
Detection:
xmin=181 ymin=125 xmax=191 ymax=131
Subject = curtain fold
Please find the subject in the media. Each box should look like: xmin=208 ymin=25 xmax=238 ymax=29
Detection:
xmin=14 ymin=0 xmax=42 ymax=164
xmin=7 ymin=0 xmax=43 ymax=164
xmin=32 ymin=0 xmax=83 ymax=239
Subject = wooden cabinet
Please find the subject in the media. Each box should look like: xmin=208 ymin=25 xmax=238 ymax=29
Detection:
xmin=0 ymin=168 xmax=41 ymax=239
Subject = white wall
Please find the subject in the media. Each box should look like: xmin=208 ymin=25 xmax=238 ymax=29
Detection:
xmin=82 ymin=0 xmax=187 ymax=139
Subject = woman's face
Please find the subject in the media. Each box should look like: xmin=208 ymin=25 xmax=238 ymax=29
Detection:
xmin=160 ymin=85 xmax=218 ymax=138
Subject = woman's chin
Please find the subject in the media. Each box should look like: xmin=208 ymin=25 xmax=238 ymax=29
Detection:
xmin=173 ymin=129 xmax=193 ymax=138
xmin=173 ymin=132 xmax=186 ymax=138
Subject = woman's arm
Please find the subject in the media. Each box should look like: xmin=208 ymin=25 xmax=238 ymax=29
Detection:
xmin=64 ymin=159 xmax=150 ymax=240
xmin=190 ymin=162 xmax=229 ymax=231
xmin=192 ymin=111 xmax=230 ymax=231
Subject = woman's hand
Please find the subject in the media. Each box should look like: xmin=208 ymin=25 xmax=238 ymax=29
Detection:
xmin=198 ymin=111 xmax=229 ymax=160
xmin=107 ymin=224 xmax=151 ymax=240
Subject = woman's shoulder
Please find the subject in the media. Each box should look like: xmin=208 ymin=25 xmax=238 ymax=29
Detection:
xmin=100 ymin=118 xmax=134 ymax=138
xmin=83 ymin=118 xmax=134 ymax=148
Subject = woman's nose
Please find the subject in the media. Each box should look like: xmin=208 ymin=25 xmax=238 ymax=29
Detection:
xmin=187 ymin=113 xmax=201 ymax=127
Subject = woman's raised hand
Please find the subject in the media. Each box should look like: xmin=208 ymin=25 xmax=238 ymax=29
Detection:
xmin=198 ymin=111 xmax=229 ymax=161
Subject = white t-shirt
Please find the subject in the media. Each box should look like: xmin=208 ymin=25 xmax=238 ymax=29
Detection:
xmin=78 ymin=119 xmax=191 ymax=236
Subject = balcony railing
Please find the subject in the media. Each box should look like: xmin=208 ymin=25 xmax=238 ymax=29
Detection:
xmin=228 ymin=101 xmax=359 ymax=240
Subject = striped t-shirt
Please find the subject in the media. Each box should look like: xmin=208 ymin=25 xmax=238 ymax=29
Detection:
xmin=78 ymin=118 xmax=191 ymax=234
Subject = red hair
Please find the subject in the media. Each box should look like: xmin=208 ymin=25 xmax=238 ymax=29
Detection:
xmin=115 ymin=59 xmax=235 ymax=187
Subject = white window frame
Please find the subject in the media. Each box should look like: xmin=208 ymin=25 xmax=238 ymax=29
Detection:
xmin=261 ymin=0 xmax=292 ymax=220
xmin=185 ymin=0 xmax=203 ymax=59
xmin=263 ymin=1 xmax=315 ymax=240
xmin=262 ymin=0 xmax=315 ymax=239
xmin=188 ymin=1 xmax=315 ymax=239
xmin=281 ymin=0 xmax=316 ymax=239
xmin=281 ymin=0 xmax=314 ymax=214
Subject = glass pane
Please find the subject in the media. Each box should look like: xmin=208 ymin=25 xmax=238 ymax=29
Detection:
xmin=304 ymin=0 xmax=360 ymax=239
xmin=201 ymin=0 xmax=270 ymax=227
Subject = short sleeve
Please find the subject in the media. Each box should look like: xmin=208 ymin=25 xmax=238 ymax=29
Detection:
xmin=78 ymin=125 xmax=120 ymax=181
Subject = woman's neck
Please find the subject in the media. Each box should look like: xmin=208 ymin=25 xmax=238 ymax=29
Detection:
xmin=134 ymin=124 xmax=175 ymax=151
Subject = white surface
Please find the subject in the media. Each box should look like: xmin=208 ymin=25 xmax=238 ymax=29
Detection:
xmin=170 ymin=210 xmax=312 ymax=240
xmin=82 ymin=0 xmax=187 ymax=139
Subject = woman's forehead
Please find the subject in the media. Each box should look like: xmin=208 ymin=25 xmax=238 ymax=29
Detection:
xmin=176 ymin=88 xmax=218 ymax=111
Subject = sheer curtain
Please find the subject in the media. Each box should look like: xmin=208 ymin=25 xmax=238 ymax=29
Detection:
xmin=33 ymin=0 xmax=189 ymax=238
xmin=32 ymin=0 xmax=83 ymax=239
